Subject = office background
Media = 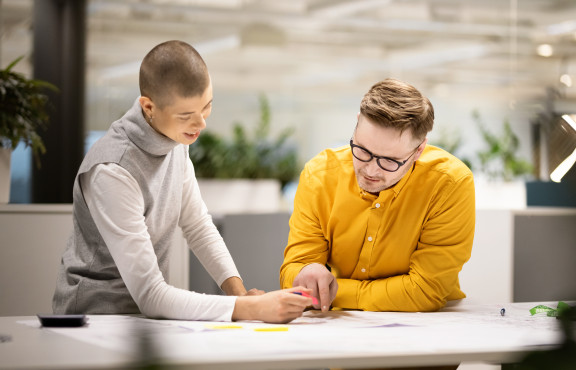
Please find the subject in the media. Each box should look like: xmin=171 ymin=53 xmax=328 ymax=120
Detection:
xmin=2 ymin=0 xmax=576 ymax=204
xmin=1 ymin=0 xmax=576 ymax=338
xmin=2 ymin=5 xmax=576 ymax=370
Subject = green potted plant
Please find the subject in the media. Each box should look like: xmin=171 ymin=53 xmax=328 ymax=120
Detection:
xmin=473 ymin=110 xmax=532 ymax=182
xmin=472 ymin=110 xmax=533 ymax=209
xmin=189 ymin=94 xmax=300 ymax=214
xmin=429 ymin=126 xmax=473 ymax=170
xmin=0 ymin=56 xmax=56 ymax=203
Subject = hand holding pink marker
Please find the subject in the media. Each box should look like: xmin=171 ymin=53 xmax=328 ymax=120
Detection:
xmin=292 ymin=291 xmax=318 ymax=305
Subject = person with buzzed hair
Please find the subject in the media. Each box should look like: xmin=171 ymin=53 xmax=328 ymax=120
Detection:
xmin=139 ymin=40 xmax=209 ymax=108
xmin=53 ymin=40 xmax=312 ymax=323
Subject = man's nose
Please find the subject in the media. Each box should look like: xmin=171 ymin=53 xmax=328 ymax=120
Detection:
xmin=364 ymin=159 xmax=381 ymax=176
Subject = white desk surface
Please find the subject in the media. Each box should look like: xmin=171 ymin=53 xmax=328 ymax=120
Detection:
xmin=0 ymin=301 xmax=570 ymax=370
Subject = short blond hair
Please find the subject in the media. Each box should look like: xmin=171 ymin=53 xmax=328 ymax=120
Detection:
xmin=360 ymin=78 xmax=434 ymax=141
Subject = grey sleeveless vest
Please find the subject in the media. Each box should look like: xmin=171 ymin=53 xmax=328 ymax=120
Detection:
xmin=52 ymin=98 xmax=186 ymax=314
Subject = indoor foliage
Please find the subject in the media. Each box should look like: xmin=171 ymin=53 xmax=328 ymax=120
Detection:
xmin=0 ymin=56 xmax=56 ymax=167
xmin=473 ymin=111 xmax=533 ymax=181
xmin=189 ymin=94 xmax=299 ymax=188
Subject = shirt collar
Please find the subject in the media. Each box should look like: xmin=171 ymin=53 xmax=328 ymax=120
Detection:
xmin=123 ymin=98 xmax=179 ymax=156
xmin=387 ymin=164 xmax=414 ymax=197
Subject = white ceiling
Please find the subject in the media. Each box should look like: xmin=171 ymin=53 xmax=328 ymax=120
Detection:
xmin=89 ymin=0 xmax=576 ymax=102
xmin=3 ymin=0 xmax=576 ymax=100
xmin=2 ymin=0 xmax=576 ymax=150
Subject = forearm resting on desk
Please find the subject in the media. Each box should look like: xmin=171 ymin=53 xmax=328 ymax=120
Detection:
xmin=333 ymin=274 xmax=458 ymax=312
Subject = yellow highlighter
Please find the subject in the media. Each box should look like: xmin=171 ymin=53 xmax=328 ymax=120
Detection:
xmin=205 ymin=324 xmax=243 ymax=330
xmin=253 ymin=327 xmax=289 ymax=332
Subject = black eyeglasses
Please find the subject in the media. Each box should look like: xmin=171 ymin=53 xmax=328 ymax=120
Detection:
xmin=350 ymin=139 xmax=423 ymax=172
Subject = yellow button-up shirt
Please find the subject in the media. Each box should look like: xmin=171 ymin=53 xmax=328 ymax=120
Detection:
xmin=280 ymin=144 xmax=475 ymax=312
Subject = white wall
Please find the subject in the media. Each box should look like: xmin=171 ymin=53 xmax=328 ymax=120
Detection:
xmin=459 ymin=209 xmax=514 ymax=304
xmin=0 ymin=204 xmax=189 ymax=316
xmin=0 ymin=204 xmax=72 ymax=316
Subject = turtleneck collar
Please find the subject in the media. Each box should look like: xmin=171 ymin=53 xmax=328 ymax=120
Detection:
xmin=122 ymin=98 xmax=180 ymax=156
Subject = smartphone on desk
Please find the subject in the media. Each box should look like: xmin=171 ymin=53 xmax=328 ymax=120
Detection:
xmin=37 ymin=314 xmax=88 ymax=327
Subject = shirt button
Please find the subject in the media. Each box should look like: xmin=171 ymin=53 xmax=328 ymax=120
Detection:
xmin=375 ymin=203 xmax=381 ymax=208
xmin=367 ymin=236 xmax=373 ymax=242
xmin=361 ymin=268 xmax=366 ymax=273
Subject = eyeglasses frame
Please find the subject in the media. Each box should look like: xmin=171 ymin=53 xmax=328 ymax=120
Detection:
xmin=349 ymin=138 xmax=424 ymax=173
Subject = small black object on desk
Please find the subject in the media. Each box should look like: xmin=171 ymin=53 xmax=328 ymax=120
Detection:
xmin=37 ymin=314 xmax=88 ymax=327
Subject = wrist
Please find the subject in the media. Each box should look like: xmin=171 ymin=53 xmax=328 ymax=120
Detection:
xmin=221 ymin=276 xmax=247 ymax=296
xmin=232 ymin=296 xmax=260 ymax=321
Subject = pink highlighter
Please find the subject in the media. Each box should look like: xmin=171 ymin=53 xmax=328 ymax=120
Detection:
xmin=293 ymin=291 xmax=319 ymax=305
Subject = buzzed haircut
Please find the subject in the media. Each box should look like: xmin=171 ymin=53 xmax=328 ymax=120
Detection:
xmin=139 ymin=40 xmax=209 ymax=108
xmin=360 ymin=78 xmax=434 ymax=141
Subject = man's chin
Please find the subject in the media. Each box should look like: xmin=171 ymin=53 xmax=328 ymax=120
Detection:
xmin=359 ymin=180 xmax=387 ymax=194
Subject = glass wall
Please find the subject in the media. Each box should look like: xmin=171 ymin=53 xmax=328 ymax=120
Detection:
xmin=2 ymin=0 xmax=576 ymax=205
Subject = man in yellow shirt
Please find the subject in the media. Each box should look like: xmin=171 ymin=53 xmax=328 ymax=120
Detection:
xmin=280 ymin=78 xmax=475 ymax=313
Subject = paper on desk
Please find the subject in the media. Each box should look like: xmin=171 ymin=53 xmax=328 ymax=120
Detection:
xmin=18 ymin=303 xmax=563 ymax=364
xmin=153 ymin=307 xmax=561 ymax=363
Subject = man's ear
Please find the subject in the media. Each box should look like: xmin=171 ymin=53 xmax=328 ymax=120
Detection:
xmin=413 ymin=137 xmax=428 ymax=161
xmin=139 ymin=96 xmax=155 ymax=120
